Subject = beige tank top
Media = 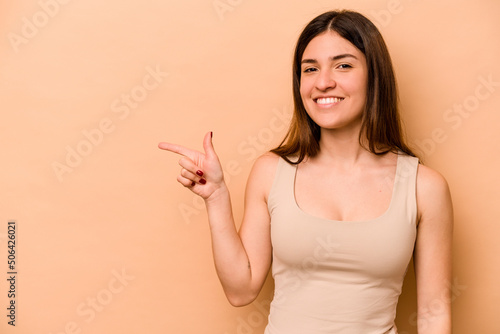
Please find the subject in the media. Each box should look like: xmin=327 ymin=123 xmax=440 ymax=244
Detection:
xmin=264 ymin=153 xmax=419 ymax=334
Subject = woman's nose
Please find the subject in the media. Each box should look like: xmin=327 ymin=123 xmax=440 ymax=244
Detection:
xmin=316 ymin=70 xmax=336 ymax=91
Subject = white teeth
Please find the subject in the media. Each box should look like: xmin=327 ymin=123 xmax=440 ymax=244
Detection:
xmin=316 ymin=97 xmax=343 ymax=105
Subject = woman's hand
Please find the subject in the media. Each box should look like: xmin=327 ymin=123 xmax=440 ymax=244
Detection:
xmin=158 ymin=131 xmax=225 ymax=201
xmin=160 ymin=132 xmax=274 ymax=305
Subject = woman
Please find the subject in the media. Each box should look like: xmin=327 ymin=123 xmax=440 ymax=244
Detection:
xmin=159 ymin=10 xmax=453 ymax=334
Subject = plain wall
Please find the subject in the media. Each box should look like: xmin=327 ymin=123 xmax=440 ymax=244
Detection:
xmin=1 ymin=0 xmax=499 ymax=333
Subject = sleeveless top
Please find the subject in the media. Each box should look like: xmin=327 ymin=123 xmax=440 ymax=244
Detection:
xmin=264 ymin=153 xmax=419 ymax=334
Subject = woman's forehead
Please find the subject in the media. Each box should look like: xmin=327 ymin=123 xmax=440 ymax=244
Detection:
xmin=302 ymin=31 xmax=364 ymax=60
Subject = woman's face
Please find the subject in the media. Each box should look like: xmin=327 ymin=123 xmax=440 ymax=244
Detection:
xmin=300 ymin=31 xmax=368 ymax=133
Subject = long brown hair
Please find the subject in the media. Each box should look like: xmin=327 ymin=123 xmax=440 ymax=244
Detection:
xmin=271 ymin=10 xmax=417 ymax=164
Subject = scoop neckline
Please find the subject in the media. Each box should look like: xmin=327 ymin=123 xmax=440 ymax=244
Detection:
xmin=291 ymin=153 xmax=401 ymax=223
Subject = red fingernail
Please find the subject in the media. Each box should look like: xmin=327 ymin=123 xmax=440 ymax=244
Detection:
xmin=191 ymin=181 xmax=195 ymax=186
xmin=199 ymin=178 xmax=206 ymax=185
xmin=210 ymin=131 xmax=213 ymax=138
xmin=196 ymin=170 xmax=204 ymax=177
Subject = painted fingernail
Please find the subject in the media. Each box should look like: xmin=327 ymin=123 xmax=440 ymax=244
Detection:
xmin=210 ymin=131 xmax=213 ymax=138
xmin=196 ymin=170 xmax=204 ymax=177
xmin=191 ymin=181 xmax=195 ymax=186
xmin=199 ymin=178 xmax=206 ymax=185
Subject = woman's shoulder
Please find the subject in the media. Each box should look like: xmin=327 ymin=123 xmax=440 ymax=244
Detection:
xmin=415 ymin=162 xmax=452 ymax=221
xmin=416 ymin=163 xmax=449 ymax=193
xmin=250 ymin=152 xmax=282 ymax=178
xmin=244 ymin=152 xmax=283 ymax=201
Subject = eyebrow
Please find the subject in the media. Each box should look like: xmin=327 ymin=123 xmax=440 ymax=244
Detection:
xmin=301 ymin=53 xmax=358 ymax=65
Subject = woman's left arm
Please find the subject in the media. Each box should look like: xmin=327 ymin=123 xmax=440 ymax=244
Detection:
xmin=414 ymin=164 xmax=454 ymax=334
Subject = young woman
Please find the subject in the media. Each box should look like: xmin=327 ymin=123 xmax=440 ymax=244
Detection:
xmin=159 ymin=10 xmax=453 ymax=334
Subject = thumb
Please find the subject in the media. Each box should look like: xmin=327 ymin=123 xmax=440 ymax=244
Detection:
xmin=203 ymin=131 xmax=217 ymax=158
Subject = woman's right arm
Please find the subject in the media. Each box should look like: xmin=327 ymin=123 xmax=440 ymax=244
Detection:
xmin=205 ymin=151 xmax=277 ymax=306
xmin=159 ymin=132 xmax=278 ymax=306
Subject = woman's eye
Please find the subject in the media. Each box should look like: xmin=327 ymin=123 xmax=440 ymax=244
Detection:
xmin=303 ymin=67 xmax=318 ymax=73
xmin=337 ymin=64 xmax=352 ymax=69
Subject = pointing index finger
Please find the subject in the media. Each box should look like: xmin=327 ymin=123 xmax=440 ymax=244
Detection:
xmin=158 ymin=142 xmax=195 ymax=157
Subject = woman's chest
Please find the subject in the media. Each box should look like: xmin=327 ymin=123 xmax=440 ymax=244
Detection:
xmin=294 ymin=165 xmax=396 ymax=222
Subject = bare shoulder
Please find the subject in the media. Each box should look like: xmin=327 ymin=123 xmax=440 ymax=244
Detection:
xmin=250 ymin=152 xmax=281 ymax=177
xmin=416 ymin=163 xmax=453 ymax=222
xmin=416 ymin=164 xmax=450 ymax=196
xmin=246 ymin=152 xmax=281 ymax=199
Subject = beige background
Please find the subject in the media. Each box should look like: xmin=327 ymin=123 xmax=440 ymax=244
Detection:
xmin=1 ymin=0 xmax=499 ymax=333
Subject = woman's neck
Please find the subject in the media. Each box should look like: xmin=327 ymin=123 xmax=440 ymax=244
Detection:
xmin=315 ymin=127 xmax=372 ymax=168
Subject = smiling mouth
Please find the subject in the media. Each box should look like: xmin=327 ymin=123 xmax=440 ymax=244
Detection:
xmin=314 ymin=97 xmax=344 ymax=106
